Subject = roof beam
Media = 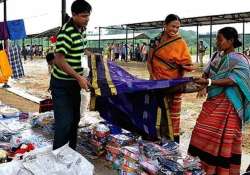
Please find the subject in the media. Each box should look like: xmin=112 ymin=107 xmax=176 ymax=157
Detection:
xmin=123 ymin=12 xmax=250 ymax=30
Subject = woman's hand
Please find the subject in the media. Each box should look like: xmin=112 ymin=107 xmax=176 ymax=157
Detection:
xmin=193 ymin=77 xmax=208 ymax=85
xmin=150 ymin=74 xmax=157 ymax=80
xmin=182 ymin=64 xmax=196 ymax=71
xmin=193 ymin=77 xmax=208 ymax=98
xmin=196 ymin=88 xmax=207 ymax=98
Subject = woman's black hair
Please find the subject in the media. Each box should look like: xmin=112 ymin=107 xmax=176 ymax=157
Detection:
xmin=218 ymin=27 xmax=242 ymax=48
xmin=164 ymin=14 xmax=181 ymax=24
xmin=71 ymin=0 xmax=92 ymax=14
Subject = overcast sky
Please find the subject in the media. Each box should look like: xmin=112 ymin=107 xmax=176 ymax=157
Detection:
xmin=0 ymin=0 xmax=250 ymax=34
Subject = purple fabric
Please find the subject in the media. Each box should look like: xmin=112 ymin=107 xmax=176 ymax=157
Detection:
xmin=0 ymin=22 xmax=9 ymax=40
xmin=108 ymin=61 xmax=190 ymax=94
xmin=90 ymin=56 xmax=192 ymax=138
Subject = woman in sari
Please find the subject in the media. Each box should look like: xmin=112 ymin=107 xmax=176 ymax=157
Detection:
xmin=147 ymin=14 xmax=193 ymax=143
xmin=188 ymin=27 xmax=250 ymax=175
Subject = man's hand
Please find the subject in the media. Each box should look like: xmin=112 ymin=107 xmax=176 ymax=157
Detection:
xmin=77 ymin=76 xmax=90 ymax=91
xmin=84 ymin=49 xmax=93 ymax=57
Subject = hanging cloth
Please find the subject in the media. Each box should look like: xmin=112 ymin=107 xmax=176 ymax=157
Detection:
xmin=0 ymin=50 xmax=12 ymax=83
xmin=8 ymin=45 xmax=25 ymax=79
xmin=7 ymin=19 xmax=27 ymax=40
xmin=0 ymin=22 xmax=9 ymax=40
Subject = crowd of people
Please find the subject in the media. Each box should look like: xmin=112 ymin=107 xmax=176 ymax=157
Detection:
xmin=21 ymin=44 xmax=44 ymax=60
xmin=104 ymin=42 xmax=149 ymax=62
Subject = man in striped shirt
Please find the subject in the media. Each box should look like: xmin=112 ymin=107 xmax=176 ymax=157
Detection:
xmin=50 ymin=0 xmax=91 ymax=150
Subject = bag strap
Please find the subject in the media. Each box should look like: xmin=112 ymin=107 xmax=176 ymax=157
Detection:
xmin=153 ymin=37 xmax=182 ymax=56
xmin=153 ymin=54 xmax=182 ymax=70
xmin=208 ymin=51 xmax=219 ymax=75
xmin=151 ymin=37 xmax=182 ymax=73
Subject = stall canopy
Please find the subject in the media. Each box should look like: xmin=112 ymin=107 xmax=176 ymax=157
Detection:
xmin=124 ymin=11 xmax=250 ymax=30
xmin=27 ymin=26 xmax=61 ymax=38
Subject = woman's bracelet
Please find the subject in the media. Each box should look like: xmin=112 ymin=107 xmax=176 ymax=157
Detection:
xmin=207 ymin=78 xmax=212 ymax=86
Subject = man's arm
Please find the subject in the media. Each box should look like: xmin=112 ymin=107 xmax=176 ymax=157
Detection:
xmin=84 ymin=49 xmax=93 ymax=57
xmin=53 ymin=53 xmax=89 ymax=90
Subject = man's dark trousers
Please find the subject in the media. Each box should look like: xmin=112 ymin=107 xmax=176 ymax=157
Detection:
xmin=51 ymin=77 xmax=81 ymax=150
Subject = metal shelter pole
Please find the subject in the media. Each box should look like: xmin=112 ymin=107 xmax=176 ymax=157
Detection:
xmin=31 ymin=38 xmax=33 ymax=60
xmin=209 ymin=17 xmax=213 ymax=58
xmin=125 ymin=27 xmax=128 ymax=61
xmin=47 ymin=38 xmax=50 ymax=48
xmin=132 ymin=30 xmax=135 ymax=60
xmin=196 ymin=25 xmax=199 ymax=63
xmin=3 ymin=0 xmax=6 ymax=24
xmin=41 ymin=37 xmax=44 ymax=55
xmin=62 ymin=0 xmax=66 ymax=25
xmin=242 ymin=20 xmax=245 ymax=52
xmin=98 ymin=27 xmax=101 ymax=49
xmin=3 ymin=0 xmax=8 ymax=50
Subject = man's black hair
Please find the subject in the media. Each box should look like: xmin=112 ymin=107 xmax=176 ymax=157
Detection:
xmin=71 ymin=0 xmax=92 ymax=14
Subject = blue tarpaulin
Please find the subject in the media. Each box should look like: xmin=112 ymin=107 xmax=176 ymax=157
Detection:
xmin=7 ymin=19 xmax=26 ymax=40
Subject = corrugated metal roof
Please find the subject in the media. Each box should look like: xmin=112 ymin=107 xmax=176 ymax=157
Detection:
xmin=27 ymin=26 xmax=61 ymax=38
xmin=27 ymin=11 xmax=250 ymax=38
xmin=125 ymin=12 xmax=250 ymax=30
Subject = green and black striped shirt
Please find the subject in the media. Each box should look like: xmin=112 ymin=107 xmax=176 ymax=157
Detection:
xmin=52 ymin=19 xmax=88 ymax=80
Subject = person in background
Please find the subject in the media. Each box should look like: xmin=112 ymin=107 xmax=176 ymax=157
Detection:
xmin=188 ymin=27 xmax=250 ymax=175
xmin=147 ymin=14 xmax=194 ymax=143
xmin=21 ymin=45 xmax=28 ymax=61
xmin=50 ymin=0 xmax=92 ymax=150
xmin=129 ymin=44 xmax=133 ymax=60
xmin=141 ymin=42 xmax=148 ymax=62
xmin=135 ymin=43 xmax=141 ymax=61
xmin=113 ymin=43 xmax=120 ymax=61
xmin=110 ymin=43 xmax=115 ymax=61
xmin=46 ymin=52 xmax=55 ymax=74
xmin=120 ymin=43 xmax=126 ymax=61
xmin=198 ymin=40 xmax=207 ymax=67
xmin=107 ymin=43 xmax=112 ymax=60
